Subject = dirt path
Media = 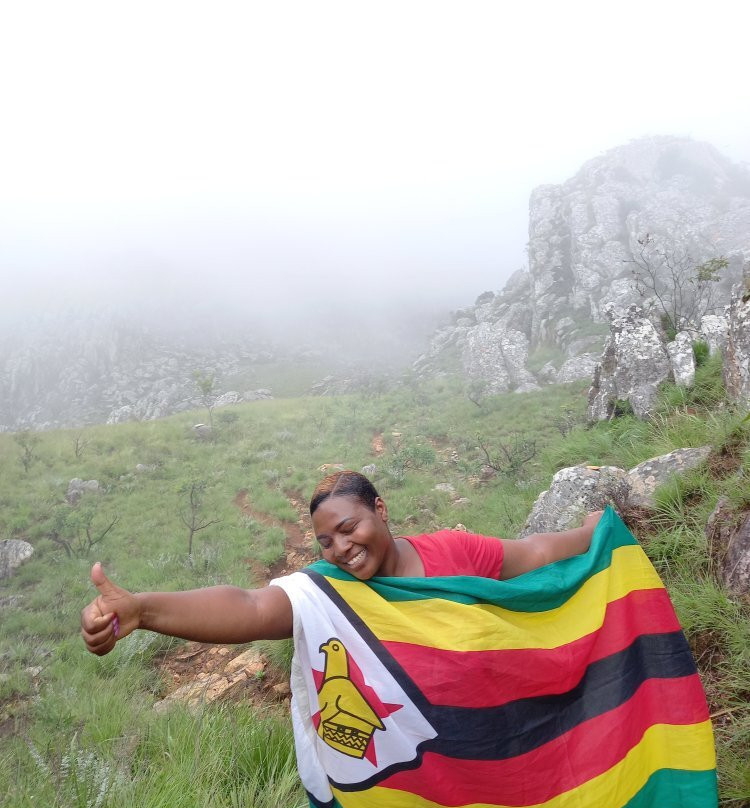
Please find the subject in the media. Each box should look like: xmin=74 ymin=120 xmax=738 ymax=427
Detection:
xmin=233 ymin=488 xmax=316 ymax=582
xmin=371 ymin=432 xmax=385 ymax=455
xmin=155 ymin=488 xmax=316 ymax=706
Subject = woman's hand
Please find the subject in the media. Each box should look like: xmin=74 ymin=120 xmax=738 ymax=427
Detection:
xmin=581 ymin=510 xmax=605 ymax=535
xmin=81 ymin=565 xmax=293 ymax=652
xmin=80 ymin=562 xmax=140 ymax=656
xmin=500 ymin=509 xmax=605 ymax=580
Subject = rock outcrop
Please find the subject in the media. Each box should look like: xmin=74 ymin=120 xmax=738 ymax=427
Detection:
xmin=0 ymin=308 xmax=301 ymax=431
xmin=413 ymin=271 xmax=535 ymax=392
xmin=587 ymin=306 xmax=672 ymax=420
xmin=461 ymin=322 xmax=539 ymax=394
xmin=527 ymin=137 xmax=750 ymax=349
xmin=4 ymin=137 xmax=750 ymax=429
xmin=626 ymin=447 xmax=711 ymax=509
xmin=520 ymin=466 xmax=631 ymax=536
xmin=521 ymin=446 xmax=711 ymax=535
xmin=666 ymin=331 xmax=696 ymax=387
xmin=417 ymin=136 xmax=750 ymax=390
xmin=706 ymin=498 xmax=750 ymax=597
xmin=700 ymin=315 xmax=729 ymax=356
xmin=723 ymin=278 xmax=750 ymax=411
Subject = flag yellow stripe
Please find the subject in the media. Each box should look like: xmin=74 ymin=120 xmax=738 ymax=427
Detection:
xmin=331 ymin=720 xmax=716 ymax=808
xmin=328 ymin=545 xmax=663 ymax=651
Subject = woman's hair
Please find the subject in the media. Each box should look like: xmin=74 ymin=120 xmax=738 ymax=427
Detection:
xmin=309 ymin=470 xmax=380 ymax=515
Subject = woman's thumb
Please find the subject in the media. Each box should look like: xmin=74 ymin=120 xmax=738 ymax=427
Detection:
xmin=91 ymin=561 xmax=118 ymax=596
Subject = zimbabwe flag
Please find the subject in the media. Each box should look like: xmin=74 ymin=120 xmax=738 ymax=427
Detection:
xmin=271 ymin=506 xmax=718 ymax=808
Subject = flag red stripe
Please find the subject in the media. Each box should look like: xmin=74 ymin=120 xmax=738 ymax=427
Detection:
xmin=382 ymin=587 xmax=680 ymax=708
xmin=379 ymin=673 xmax=709 ymax=807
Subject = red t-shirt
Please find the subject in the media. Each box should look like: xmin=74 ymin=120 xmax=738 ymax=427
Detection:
xmin=403 ymin=529 xmax=504 ymax=578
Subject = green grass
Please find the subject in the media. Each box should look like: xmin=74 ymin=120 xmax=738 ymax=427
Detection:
xmin=0 ymin=360 xmax=749 ymax=805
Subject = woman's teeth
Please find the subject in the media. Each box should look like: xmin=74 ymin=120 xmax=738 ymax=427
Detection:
xmin=347 ymin=548 xmax=367 ymax=568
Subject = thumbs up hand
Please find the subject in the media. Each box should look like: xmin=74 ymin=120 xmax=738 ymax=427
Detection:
xmin=81 ymin=562 xmax=141 ymax=656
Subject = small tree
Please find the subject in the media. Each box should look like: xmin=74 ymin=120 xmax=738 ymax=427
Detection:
xmin=179 ymin=480 xmax=222 ymax=559
xmin=466 ymin=380 xmax=487 ymax=409
xmin=72 ymin=433 xmax=89 ymax=459
xmin=476 ymin=433 xmax=537 ymax=477
xmin=14 ymin=430 xmax=41 ymax=473
xmin=626 ymin=233 xmax=727 ymax=337
xmin=49 ymin=505 xmax=119 ymax=558
xmin=192 ymin=371 xmax=217 ymax=429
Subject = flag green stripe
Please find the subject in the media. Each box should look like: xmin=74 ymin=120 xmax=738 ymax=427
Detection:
xmin=621 ymin=768 xmax=718 ymax=808
xmin=307 ymin=507 xmax=638 ymax=611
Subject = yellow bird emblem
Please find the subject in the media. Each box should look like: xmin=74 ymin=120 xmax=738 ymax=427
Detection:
xmin=315 ymin=638 xmax=385 ymax=759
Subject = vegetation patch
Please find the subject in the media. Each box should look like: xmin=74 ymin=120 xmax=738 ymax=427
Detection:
xmin=0 ymin=360 xmax=748 ymax=805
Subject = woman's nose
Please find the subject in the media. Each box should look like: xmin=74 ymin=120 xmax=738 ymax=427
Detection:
xmin=332 ymin=534 xmax=352 ymax=556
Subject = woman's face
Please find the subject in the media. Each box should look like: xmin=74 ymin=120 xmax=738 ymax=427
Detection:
xmin=312 ymin=495 xmax=396 ymax=579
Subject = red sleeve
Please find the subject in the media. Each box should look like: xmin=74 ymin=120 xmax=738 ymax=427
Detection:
xmin=405 ymin=530 xmax=504 ymax=578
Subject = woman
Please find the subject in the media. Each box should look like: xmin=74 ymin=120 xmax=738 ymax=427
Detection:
xmin=81 ymin=470 xmax=601 ymax=654
xmin=82 ymin=473 xmax=717 ymax=808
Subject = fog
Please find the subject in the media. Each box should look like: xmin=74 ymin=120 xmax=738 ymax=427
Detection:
xmin=2 ymin=1 xmax=749 ymax=350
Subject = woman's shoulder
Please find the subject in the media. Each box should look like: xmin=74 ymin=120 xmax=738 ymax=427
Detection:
xmin=403 ymin=530 xmax=503 ymax=577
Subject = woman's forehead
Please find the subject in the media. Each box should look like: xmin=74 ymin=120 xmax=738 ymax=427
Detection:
xmin=312 ymin=495 xmax=367 ymax=526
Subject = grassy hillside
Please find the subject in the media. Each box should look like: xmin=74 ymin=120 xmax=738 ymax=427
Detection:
xmin=1 ymin=360 xmax=749 ymax=806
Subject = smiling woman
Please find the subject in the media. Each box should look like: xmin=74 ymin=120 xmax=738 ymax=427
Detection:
xmin=310 ymin=473 xmax=420 ymax=579
xmin=81 ymin=471 xmax=594 ymax=654
xmin=80 ymin=471 xmax=715 ymax=808
xmin=309 ymin=470 xmax=600 ymax=581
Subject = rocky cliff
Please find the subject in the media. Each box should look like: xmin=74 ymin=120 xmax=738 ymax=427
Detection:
xmin=6 ymin=137 xmax=750 ymax=429
xmin=416 ymin=136 xmax=750 ymax=390
xmin=0 ymin=311 xmax=286 ymax=431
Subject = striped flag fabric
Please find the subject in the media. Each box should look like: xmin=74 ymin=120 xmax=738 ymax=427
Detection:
xmin=271 ymin=506 xmax=718 ymax=808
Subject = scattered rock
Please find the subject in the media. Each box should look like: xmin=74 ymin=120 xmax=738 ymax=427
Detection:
xmin=66 ymin=478 xmax=100 ymax=505
xmin=536 ymin=361 xmax=559 ymax=385
xmin=0 ymin=540 xmax=34 ymax=580
xmin=214 ymin=391 xmax=243 ymax=407
xmin=192 ymin=423 xmax=212 ymax=439
xmin=627 ymin=447 xmax=711 ymax=508
xmin=135 ymin=463 xmax=157 ymax=473
xmin=434 ymin=483 xmax=456 ymax=494
xmin=271 ymin=682 xmax=291 ymax=698
xmin=243 ymin=389 xmax=274 ymax=402
xmin=153 ymin=672 xmax=250 ymax=714
xmin=224 ymin=647 xmax=266 ymax=677
xmin=556 ymin=354 xmax=599 ymax=384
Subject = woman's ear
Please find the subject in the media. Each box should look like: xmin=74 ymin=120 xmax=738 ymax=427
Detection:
xmin=375 ymin=496 xmax=389 ymax=522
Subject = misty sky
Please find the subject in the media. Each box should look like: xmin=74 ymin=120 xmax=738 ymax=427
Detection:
xmin=2 ymin=1 xmax=749 ymax=337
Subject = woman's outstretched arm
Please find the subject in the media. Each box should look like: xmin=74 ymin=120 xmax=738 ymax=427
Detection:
xmin=499 ymin=510 xmax=604 ymax=580
xmin=81 ymin=562 xmax=293 ymax=656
